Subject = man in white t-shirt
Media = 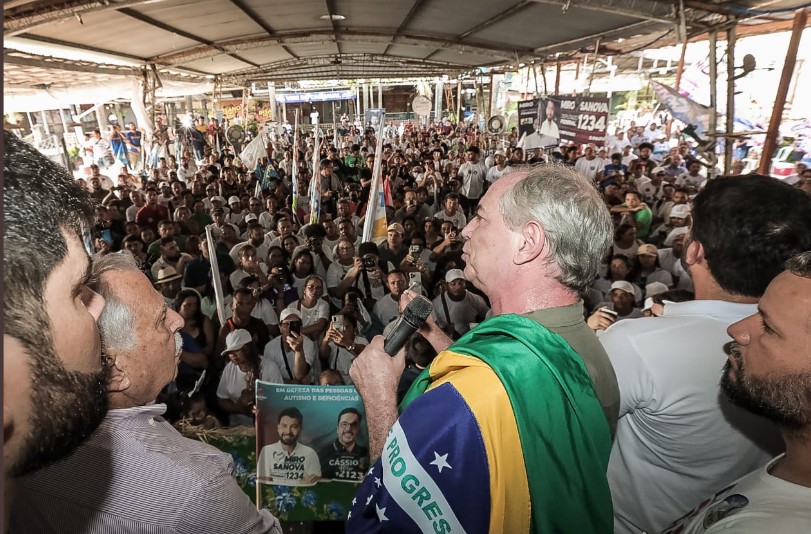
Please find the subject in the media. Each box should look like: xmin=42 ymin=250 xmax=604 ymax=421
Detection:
xmin=485 ymin=150 xmax=512 ymax=183
xmin=574 ymin=144 xmax=605 ymax=182
xmin=431 ymin=269 xmax=489 ymax=338
xmin=664 ymin=253 xmax=811 ymax=534
xmin=257 ymin=407 xmax=321 ymax=485
xmin=600 ymin=175 xmax=811 ymax=534
xmin=457 ymin=146 xmax=488 ymax=213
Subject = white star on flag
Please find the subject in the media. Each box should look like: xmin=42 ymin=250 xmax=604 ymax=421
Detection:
xmin=375 ymin=477 xmax=382 ymax=488
xmin=366 ymin=494 xmax=374 ymax=506
xmin=376 ymin=504 xmax=389 ymax=522
xmin=352 ymin=497 xmax=357 ymax=505
xmin=347 ymin=511 xmax=352 ymax=519
xmin=430 ymin=451 xmax=452 ymax=473
xmin=368 ymin=466 xmax=375 ymax=476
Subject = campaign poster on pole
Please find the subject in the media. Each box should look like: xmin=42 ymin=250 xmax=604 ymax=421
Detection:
xmin=255 ymin=382 xmax=370 ymax=521
xmin=364 ymin=108 xmax=385 ymax=129
xmin=518 ymin=96 xmax=609 ymax=149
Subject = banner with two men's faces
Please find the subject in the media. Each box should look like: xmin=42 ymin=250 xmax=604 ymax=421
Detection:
xmin=254 ymin=382 xmax=369 ymax=521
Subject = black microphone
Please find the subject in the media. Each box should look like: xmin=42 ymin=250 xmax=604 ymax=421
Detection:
xmin=383 ymin=295 xmax=433 ymax=356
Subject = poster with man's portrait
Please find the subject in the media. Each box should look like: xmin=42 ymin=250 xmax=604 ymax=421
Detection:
xmin=255 ymin=382 xmax=369 ymax=521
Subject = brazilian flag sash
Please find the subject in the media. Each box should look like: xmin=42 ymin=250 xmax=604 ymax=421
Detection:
xmin=401 ymin=314 xmax=613 ymax=533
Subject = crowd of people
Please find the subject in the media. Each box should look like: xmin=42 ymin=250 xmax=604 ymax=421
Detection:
xmin=4 ymin=105 xmax=811 ymax=534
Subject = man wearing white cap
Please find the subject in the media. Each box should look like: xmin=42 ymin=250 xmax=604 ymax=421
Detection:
xmin=601 ymin=175 xmax=811 ymax=534
xmin=485 ymin=149 xmax=512 ymax=183
xmin=652 ymin=203 xmax=690 ymax=245
xmin=431 ymin=269 xmax=490 ymax=338
xmin=377 ymin=223 xmax=408 ymax=268
xmin=227 ymin=195 xmax=245 ymax=226
xmin=588 ymin=280 xmax=644 ymax=331
xmin=217 ymin=329 xmax=284 ymax=426
xmin=263 ymin=308 xmax=319 ymax=384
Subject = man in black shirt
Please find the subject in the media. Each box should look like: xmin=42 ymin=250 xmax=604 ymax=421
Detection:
xmin=318 ymin=408 xmax=370 ymax=481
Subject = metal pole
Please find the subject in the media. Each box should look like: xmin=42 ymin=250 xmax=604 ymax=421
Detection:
xmin=724 ymin=23 xmax=737 ymax=175
xmin=758 ymin=9 xmax=807 ymax=175
xmin=555 ymin=61 xmax=561 ymax=96
xmin=708 ymin=30 xmax=718 ymax=179
xmin=488 ymin=73 xmax=495 ymax=118
xmin=378 ymin=80 xmax=383 ymax=108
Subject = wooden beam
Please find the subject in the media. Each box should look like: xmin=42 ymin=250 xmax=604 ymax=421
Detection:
xmin=758 ymin=9 xmax=807 ymax=175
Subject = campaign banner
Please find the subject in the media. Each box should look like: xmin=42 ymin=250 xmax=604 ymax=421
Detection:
xmin=255 ymin=382 xmax=370 ymax=521
xmin=518 ymin=96 xmax=609 ymax=149
xmin=364 ymin=108 xmax=385 ymax=128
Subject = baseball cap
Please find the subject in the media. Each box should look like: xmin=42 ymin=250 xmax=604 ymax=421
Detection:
xmin=610 ymin=280 xmax=635 ymax=296
xmin=652 ymin=166 xmax=666 ymax=175
xmin=221 ymin=329 xmax=252 ymax=355
xmin=646 ymin=282 xmax=669 ymax=298
xmin=211 ymin=195 xmax=226 ymax=204
xmin=279 ymin=308 xmax=302 ymax=323
xmin=387 ymin=223 xmax=405 ymax=235
xmin=494 ymin=149 xmax=506 ymax=157
xmin=159 ymin=181 xmax=169 ymax=188
xmin=637 ymin=244 xmax=658 ymax=257
xmin=669 ymin=204 xmax=691 ymax=219
xmin=664 ymin=226 xmax=689 ymax=247
xmin=445 ymin=269 xmax=465 ymax=283
xmin=228 ymin=195 xmax=241 ymax=205
xmin=244 ymin=213 xmax=258 ymax=223
xmin=211 ymin=207 xmax=225 ymax=216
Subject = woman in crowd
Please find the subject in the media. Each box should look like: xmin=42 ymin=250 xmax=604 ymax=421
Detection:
xmin=287 ymin=275 xmax=330 ymax=342
xmin=290 ymin=248 xmax=316 ymax=296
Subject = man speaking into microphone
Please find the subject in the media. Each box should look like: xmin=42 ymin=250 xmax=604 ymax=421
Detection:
xmin=348 ymin=165 xmax=619 ymax=533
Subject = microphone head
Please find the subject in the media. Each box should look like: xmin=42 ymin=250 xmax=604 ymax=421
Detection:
xmin=402 ymin=295 xmax=433 ymax=326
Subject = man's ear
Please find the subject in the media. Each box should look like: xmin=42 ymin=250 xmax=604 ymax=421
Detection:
xmin=515 ymin=221 xmax=546 ymax=265
xmin=106 ymin=354 xmax=131 ymax=393
xmin=684 ymin=237 xmax=705 ymax=267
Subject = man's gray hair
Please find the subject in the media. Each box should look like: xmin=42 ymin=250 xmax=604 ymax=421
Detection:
xmin=786 ymin=251 xmax=811 ymax=278
xmin=88 ymin=253 xmax=142 ymax=353
xmin=499 ymin=164 xmax=613 ymax=291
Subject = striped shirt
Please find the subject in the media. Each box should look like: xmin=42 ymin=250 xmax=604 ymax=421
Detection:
xmin=11 ymin=404 xmax=281 ymax=534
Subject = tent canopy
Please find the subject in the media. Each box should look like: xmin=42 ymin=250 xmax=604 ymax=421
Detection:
xmin=5 ymin=0 xmax=808 ymax=88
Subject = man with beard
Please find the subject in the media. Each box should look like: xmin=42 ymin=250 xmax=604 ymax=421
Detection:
xmin=257 ymin=407 xmax=321 ymax=485
xmin=150 ymin=236 xmax=193 ymax=281
xmin=600 ymin=175 xmax=811 ymax=534
xmin=665 ymin=252 xmax=811 ymax=533
xmin=319 ymin=408 xmax=370 ymax=482
xmin=4 ymin=131 xmax=108 ymax=529
xmin=11 ymin=254 xmax=282 ymax=533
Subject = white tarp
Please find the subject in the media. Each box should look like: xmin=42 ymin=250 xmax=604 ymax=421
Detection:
xmin=4 ymin=75 xmax=214 ymax=113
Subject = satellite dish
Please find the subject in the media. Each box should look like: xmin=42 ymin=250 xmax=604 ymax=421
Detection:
xmin=487 ymin=115 xmax=506 ymax=135
xmin=226 ymin=124 xmax=246 ymax=153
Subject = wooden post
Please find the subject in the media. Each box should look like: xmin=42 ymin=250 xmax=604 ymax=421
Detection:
xmin=724 ymin=23 xmax=737 ymax=175
xmin=456 ymin=81 xmax=462 ymax=123
xmin=758 ymin=9 xmax=807 ymax=175
xmin=555 ymin=61 xmax=561 ymax=96
xmin=674 ymin=39 xmax=688 ymax=92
